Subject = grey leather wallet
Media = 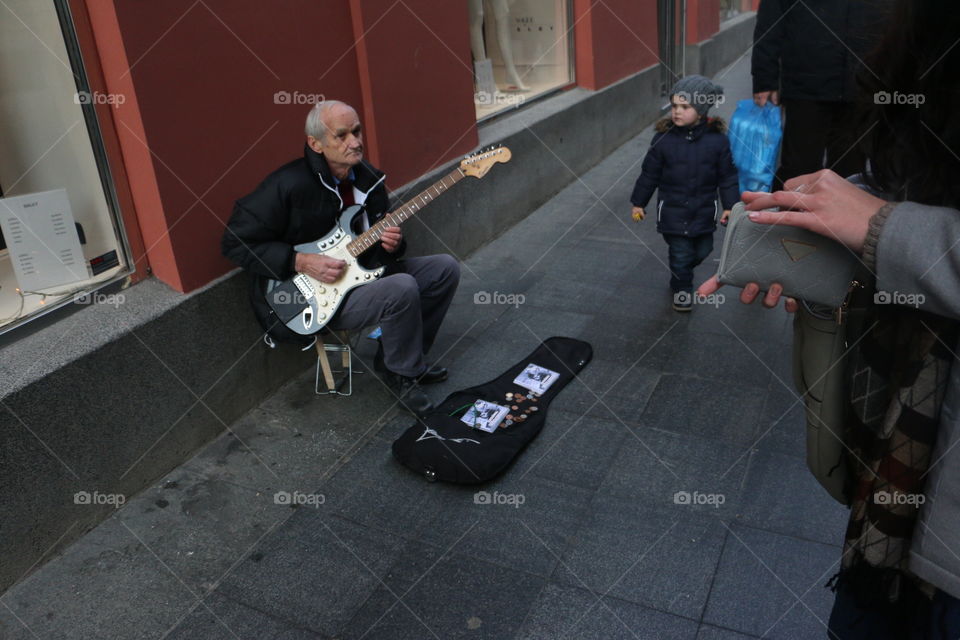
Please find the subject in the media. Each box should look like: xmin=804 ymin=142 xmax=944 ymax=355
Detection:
xmin=717 ymin=202 xmax=858 ymax=308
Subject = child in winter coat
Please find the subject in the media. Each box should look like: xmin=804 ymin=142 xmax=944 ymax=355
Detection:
xmin=630 ymin=75 xmax=740 ymax=311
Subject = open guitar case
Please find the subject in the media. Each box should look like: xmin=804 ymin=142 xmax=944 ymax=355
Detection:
xmin=392 ymin=336 xmax=592 ymax=484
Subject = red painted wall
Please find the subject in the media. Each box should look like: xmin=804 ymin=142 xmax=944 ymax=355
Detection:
xmin=109 ymin=0 xmax=363 ymax=292
xmin=687 ymin=0 xmax=721 ymax=44
xmin=349 ymin=0 xmax=478 ymax=185
xmin=97 ymin=0 xmax=476 ymax=292
xmin=575 ymin=0 xmax=659 ymax=90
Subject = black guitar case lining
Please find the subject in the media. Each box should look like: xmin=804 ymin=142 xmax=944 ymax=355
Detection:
xmin=391 ymin=337 xmax=592 ymax=484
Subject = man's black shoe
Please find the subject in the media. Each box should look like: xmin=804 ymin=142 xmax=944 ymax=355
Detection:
xmin=375 ymin=344 xmax=447 ymax=384
xmin=418 ymin=365 xmax=447 ymax=385
xmin=384 ymin=371 xmax=434 ymax=416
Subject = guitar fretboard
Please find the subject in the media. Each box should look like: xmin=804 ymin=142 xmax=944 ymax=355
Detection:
xmin=347 ymin=168 xmax=465 ymax=257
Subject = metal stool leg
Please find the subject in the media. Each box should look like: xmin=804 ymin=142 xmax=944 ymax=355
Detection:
xmin=314 ymin=332 xmax=353 ymax=396
xmin=315 ymin=337 xmax=336 ymax=394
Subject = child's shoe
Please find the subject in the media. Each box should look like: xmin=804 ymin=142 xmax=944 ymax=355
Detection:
xmin=672 ymin=291 xmax=693 ymax=312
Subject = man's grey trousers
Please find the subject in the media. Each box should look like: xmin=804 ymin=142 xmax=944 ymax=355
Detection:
xmin=328 ymin=254 xmax=460 ymax=377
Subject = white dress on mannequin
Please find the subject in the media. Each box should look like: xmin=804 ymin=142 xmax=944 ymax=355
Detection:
xmin=468 ymin=0 xmax=529 ymax=90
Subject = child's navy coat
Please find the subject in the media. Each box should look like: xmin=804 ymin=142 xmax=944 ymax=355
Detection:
xmin=631 ymin=117 xmax=740 ymax=237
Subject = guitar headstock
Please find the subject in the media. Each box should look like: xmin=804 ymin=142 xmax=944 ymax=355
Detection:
xmin=460 ymin=145 xmax=512 ymax=179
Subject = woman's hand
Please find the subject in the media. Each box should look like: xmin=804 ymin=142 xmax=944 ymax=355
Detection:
xmin=632 ymin=206 xmax=645 ymax=222
xmin=742 ymin=169 xmax=887 ymax=254
xmin=697 ymin=274 xmax=799 ymax=312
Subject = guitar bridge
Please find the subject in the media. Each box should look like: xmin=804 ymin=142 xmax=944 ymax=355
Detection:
xmin=293 ymin=274 xmax=316 ymax=300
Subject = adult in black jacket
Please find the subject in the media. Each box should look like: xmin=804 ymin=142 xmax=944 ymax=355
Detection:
xmin=751 ymin=0 xmax=892 ymax=186
xmin=222 ymin=101 xmax=459 ymax=415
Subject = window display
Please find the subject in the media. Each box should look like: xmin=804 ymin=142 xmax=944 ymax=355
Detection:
xmin=470 ymin=0 xmax=573 ymax=120
xmin=0 ymin=1 xmax=130 ymax=333
xmin=720 ymin=0 xmax=752 ymax=22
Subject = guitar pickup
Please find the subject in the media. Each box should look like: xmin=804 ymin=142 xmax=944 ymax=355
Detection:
xmin=293 ymin=274 xmax=316 ymax=300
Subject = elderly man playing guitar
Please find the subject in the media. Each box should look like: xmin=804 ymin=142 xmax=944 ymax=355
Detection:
xmin=222 ymin=100 xmax=460 ymax=415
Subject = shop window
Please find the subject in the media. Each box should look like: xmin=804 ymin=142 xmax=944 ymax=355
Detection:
xmin=0 ymin=1 xmax=131 ymax=334
xmin=720 ymin=0 xmax=753 ymax=22
xmin=470 ymin=0 xmax=574 ymax=120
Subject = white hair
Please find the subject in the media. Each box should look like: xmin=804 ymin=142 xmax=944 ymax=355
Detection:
xmin=305 ymin=100 xmax=350 ymax=140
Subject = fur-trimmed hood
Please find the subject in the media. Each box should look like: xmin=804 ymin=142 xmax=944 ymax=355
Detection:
xmin=654 ymin=117 xmax=727 ymax=134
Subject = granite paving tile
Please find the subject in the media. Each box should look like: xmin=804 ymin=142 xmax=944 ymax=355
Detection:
xmin=340 ymin=548 xmax=545 ymax=640
xmin=702 ymin=524 xmax=839 ymax=638
xmin=640 ymin=373 xmax=766 ymax=447
xmin=515 ymin=582 xmax=700 ymax=640
xmin=165 ymin=591 xmax=329 ymax=639
xmin=554 ymin=494 xmax=728 ymax=620
xmin=215 ymin=513 xmax=405 ymax=637
xmin=736 ymin=449 xmax=849 ymax=547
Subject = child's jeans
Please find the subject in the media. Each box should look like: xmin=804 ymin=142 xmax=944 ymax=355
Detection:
xmin=663 ymin=233 xmax=714 ymax=293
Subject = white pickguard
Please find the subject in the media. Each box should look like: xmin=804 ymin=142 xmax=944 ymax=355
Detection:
xmin=276 ymin=207 xmax=385 ymax=335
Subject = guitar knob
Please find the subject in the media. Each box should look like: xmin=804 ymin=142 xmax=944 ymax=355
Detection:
xmin=364 ymin=273 xmax=371 ymax=280
xmin=320 ymin=301 xmax=328 ymax=307
xmin=317 ymin=287 xmax=326 ymax=294
xmin=319 ymin=313 xmax=326 ymax=320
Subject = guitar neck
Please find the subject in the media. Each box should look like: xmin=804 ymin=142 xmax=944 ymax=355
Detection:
xmin=347 ymin=167 xmax=466 ymax=257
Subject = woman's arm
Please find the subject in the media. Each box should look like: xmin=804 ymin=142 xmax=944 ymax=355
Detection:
xmin=698 ymin=169 xmax=960 ymax=320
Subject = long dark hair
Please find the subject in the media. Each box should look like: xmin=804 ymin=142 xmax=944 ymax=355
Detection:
xmin=855 ymin=0 xmax=960 ymax=207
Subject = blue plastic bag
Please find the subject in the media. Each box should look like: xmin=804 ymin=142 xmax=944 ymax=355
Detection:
xmin=728 ymin=99 xmax=782 ymax=193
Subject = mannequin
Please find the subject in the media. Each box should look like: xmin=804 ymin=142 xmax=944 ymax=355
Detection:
xmin=468 ymin=0 xmax=529 ymax=91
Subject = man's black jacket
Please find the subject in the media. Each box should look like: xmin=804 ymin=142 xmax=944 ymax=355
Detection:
xmin=221 ymin=144 xmax=404 ymax=341
xmin=751 ymin=0 xmax=892 ymax=102
xmin=631 ymin=118 xmax=740 ymax=237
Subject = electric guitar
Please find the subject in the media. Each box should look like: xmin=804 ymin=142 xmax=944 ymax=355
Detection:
xmin=265 ymin=146 xmax=512 ymax=335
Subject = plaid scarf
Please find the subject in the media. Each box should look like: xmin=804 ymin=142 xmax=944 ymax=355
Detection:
xmin=836 ymin=300 xmax=958 ymax=604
